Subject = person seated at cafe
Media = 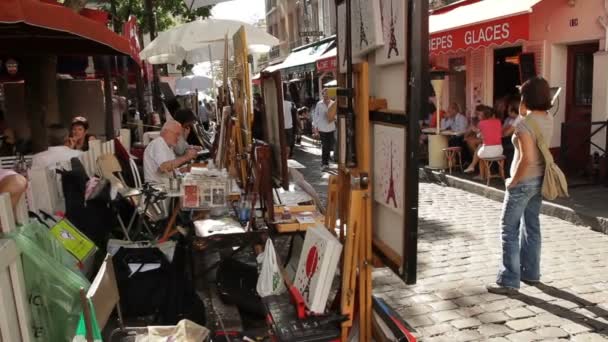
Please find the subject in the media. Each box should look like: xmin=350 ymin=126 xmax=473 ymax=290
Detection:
xmin=0 ymin=168 xmax=27 ymax=216
xmin=66 ymin=116 xmax=96 ymax=151
xmin=32 ymin=124 xmax=83 ymax=170
xmin=464 ymin=105 xmax=503 ymax=175
xmin=441 ymin=103 xmax=468 ymax=134
xmin=143 ymin=120 xmax=198 ymax=184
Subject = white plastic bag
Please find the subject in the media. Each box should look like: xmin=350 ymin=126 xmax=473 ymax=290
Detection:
xmin=256 ymin=239 xmax=286 ymax=297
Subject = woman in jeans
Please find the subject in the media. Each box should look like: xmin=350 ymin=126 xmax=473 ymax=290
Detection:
xmin=487 ymin=77 xmax=554 ymax=294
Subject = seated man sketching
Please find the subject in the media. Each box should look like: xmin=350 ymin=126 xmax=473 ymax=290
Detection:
xmin=144 ymin=120 xmax=198 ymax=184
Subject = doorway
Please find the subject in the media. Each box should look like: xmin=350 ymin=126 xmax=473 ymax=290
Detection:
xmin=564 ymin=42 xmax=599 ymax=175
xmin=449 ymin=57 xmax=466 ymax=115
xmin=494 ymin=46 xmax=522 ymax=117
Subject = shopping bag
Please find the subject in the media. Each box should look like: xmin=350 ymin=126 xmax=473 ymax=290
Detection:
xmin=256 ymin=239 xmax=286 ymax=297
xmin=72 ymin=299 xmax=102 ymax=342
xmin=10 ymin=221 xmax=90 ymax=342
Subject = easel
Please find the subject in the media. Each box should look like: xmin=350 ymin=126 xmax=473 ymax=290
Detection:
xmin=323 ymin=61 xmax=372 ymax=341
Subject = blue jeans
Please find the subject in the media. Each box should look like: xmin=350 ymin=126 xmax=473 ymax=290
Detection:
xmin=497 ymin=177 xmax=543 ymax=289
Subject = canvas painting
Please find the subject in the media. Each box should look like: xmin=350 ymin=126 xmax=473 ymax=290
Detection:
xmin=261 ymin=71 xmax=289 ymax=190
xmin=337 ymin=2 xmax=362 ymax=73
xmin=293 ymin=226 xmax=342 ymax=314
xmin=373 ymin=123 xmax=405 ymax=215
xmin=352 ymin=0 xmax=384 ymax=57
xmin=376 ymin=0 xmax=407 ymax=65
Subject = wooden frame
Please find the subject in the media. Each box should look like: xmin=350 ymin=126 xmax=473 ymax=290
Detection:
xmin=232 ymin=26 xmax=253 ymax=187
xmin=260 ymin=71 xmax=289 ymax=190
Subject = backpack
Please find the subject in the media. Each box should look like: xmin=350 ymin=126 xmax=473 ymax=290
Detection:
xmin=524 ymin=116 xmax=569 ymax=200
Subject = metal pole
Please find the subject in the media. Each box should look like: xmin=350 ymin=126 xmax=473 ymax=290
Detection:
xmin=403 ymin=0 xmax=429 ymax=285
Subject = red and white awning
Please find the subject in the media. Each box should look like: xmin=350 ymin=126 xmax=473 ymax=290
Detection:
xmin=429 ymin=0 xmax=542 ymax=55
xmin=0 ymin=0 xmax=131 ymax=56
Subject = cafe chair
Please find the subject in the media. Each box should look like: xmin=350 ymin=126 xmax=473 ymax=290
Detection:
xmin=442 ymin=147 xmax=463 ymax=174
xmin=480 ymin=155 xmax=506 ymax=186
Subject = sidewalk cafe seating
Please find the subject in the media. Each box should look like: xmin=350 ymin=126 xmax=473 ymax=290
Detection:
xmin=442 ymin=147 xmax=463 ymax=174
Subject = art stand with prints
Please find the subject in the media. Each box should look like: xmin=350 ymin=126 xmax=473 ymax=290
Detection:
xmin=373 ymin=124 xmax=404 ymax=216
xmin=376 ymin=0 xmax=407 ymax=65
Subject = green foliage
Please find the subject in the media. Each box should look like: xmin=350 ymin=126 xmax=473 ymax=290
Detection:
xmin=106 ymin=0 xmax=213 ymax=34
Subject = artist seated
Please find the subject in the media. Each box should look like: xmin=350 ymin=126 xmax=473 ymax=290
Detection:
xmin=143 ymin=120 xmax=198 ymax=184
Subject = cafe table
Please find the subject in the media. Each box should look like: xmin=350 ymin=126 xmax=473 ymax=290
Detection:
xmin=421 ymin=128 xmax=462 ymax=170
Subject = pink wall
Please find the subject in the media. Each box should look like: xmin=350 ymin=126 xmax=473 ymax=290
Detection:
xmin=530 ymin=0 xmax=605 ymax=44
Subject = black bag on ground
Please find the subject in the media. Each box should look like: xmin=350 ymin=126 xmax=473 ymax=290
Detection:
xmin=113 ymin=246 xmax=171 ymax=319
xmin=216 ymin=255 xmax=264 ymax=317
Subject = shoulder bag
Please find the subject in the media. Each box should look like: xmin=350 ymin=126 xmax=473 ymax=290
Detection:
xmin=524 ymin=116 xmax=569 ymax=200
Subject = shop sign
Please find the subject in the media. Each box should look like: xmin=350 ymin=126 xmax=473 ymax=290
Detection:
xmin=430 ymin=14 xmax=530 ymax=55
xmin=316 ymin=56 xmax=337 ymax=73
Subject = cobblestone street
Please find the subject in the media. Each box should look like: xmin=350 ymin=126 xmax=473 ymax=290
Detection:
xmin=294 ymin=139 xmax=608 ymax=341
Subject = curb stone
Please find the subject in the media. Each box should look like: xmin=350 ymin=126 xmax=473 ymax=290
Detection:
xmin=419 ymin=168 xmax=608 ymax=235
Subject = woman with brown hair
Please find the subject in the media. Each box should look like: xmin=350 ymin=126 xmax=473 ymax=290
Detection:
xmin=464 ymin=105 xmax=503 ymax=175
xmin=487 ymin=77 xmax=554 ymax=294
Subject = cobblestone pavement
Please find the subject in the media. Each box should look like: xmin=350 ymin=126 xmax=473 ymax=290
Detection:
xmin=294 ymin=138 xmax=608 ymax=342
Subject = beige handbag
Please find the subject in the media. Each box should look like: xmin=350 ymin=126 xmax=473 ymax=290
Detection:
xmin=524 ymin=116 xmax=569 ymax=200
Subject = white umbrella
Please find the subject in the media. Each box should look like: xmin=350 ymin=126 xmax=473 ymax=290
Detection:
xmin=175 ymin=75 xmax=213 ymax=95
xmin=140 ymin=19 xmax=278 ymax=64
xmin=183 ymin=0 xmax=233 ymax=10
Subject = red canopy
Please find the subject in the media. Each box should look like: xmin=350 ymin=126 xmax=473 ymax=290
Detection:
xmin=0 ymin=0 xmax=131 ymax=56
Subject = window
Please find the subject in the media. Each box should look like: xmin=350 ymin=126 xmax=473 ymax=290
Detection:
xmin=573 ymin=52 xmax=594 ymax=106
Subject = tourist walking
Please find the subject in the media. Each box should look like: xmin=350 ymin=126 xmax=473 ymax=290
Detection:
xmin=312 ymin=89 xmax=336 ymax=171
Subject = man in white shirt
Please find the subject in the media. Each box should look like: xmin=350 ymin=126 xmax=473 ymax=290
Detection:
xmin=144 ymin=120 xmax=198 ymax=184
xmin=441 ymin=103 xmax=468 ymax=134
xmin=32 ymin=124 xmax=83 ymax=170
xmin=283 ymin=96 xmax=295 ymax=158
xmin=312 ymin=89 xmax=336 ymax=169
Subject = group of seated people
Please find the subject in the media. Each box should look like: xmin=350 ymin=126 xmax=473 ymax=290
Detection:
xmin=0 ymin=116 xmax=97 ymax=214
xmin=423 ymin=98 xmax=521 ymax=178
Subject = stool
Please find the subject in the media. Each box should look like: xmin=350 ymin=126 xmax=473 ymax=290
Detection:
xmin=480 ymin=156 xmax=506 ymax=186
xmin=442 ymin=147 xmax=463 ymax=174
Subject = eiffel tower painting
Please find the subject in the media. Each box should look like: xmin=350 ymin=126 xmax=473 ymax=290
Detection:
xmin=385 ymin=141 xmax=397 ymax=208
xmin=387 ymin=0 xmax=399 ymax=59
xmin=358 ymin=0 xmax=368 ymax=49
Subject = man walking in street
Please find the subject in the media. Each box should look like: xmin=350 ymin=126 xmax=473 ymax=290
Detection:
xmin=283 ymin=95 xmax=295 ymax=158
xmin=313 ymin=89 xmax=336 ymax=171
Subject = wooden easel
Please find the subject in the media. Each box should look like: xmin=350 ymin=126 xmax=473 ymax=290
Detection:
xmin=328 ymin=62 xmax=371 ymax=342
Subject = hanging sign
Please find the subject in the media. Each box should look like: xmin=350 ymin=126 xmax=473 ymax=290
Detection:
xmin=316 ymin=56 xmax=337 ymax=73
xmin=429 ymin=14 xmax=530 ymax=55
xmin=122 ymin=15 xmax=142 ymax=67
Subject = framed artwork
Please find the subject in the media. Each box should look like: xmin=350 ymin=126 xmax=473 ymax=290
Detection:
xmin=261 ymin=71 xmax=289 ymax=190
xmin=352 ymin=0 xmax=384 ymax=57
xmin=337 ymin=2 xmax=362 ymax=73
xmin=372 ymin=123 xmax=405 ymax=216
xmin=376 ymin=0 xmax=407 ymax=65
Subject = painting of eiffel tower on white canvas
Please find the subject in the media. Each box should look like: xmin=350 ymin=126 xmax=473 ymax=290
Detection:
xmin=377 ymin=0 xmax=407 ymax=65
xmin=373 ymin=123 xmax=404 ymax=215
xmin=351 ymin=0 xmax=384 ymax=57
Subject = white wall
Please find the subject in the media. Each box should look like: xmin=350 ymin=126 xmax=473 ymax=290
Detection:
xmin=548 ymin=44 xmax=568 ymax=148
xmin=367 ymin=53 xmax=406 ymax=111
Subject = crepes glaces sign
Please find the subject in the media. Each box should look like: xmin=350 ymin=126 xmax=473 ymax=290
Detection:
xmin=430 ymin=14 xmax=529 ymax=55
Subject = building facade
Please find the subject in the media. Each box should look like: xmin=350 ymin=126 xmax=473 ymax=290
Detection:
xmin=430 ymin=0 xmax=608 ymax=171
xmin=265 ymin=0 xmax=336 ymax=63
